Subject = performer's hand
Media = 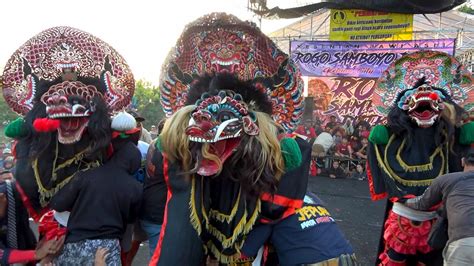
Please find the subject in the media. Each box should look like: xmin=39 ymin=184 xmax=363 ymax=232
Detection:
xmin=39 ymin=255 xmax=54 ymax=265
xmin=35 ymin=236 xmax=65 ymax=260
xmin=94 ymin=247 xmax=109 ymax=266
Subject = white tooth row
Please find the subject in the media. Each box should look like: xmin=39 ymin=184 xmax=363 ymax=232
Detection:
xmin=49 ymin=113 xmax=87 ymax=119
xmin=211 ymin=59 xmax=239 ymax=66
xmin=189 ymin=137 xmax=213 ymax=143
xmin=214 ymin=135 xmax=237 ymax=141
xmin=57 ymin=63 xmax=78 ymax=68
xmin=415 ymin=97 xmax=434 ymax=102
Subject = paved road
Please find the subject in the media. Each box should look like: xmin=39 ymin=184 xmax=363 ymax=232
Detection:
xmin=133 ymin=175 xmax=386 ymax=265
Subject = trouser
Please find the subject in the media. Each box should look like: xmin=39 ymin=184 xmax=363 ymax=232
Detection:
xmin=306 ymin=253 xmax=358 ymax=266
xmin=55 ymin=238 xmax=121 ymax=266
xmin=443 ymin=237 xmax=474 ymax=266
xmin=140 ymin=219 xmax=162 ymax=258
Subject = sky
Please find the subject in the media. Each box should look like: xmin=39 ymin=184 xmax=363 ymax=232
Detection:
xmin=0 ymin=0 xmax=300 ymax=85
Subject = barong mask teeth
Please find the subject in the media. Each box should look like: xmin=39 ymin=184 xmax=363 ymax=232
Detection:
xmin=398 ymin=84 xmax=446 ymax=128
xmin=186 ymin=91 xmax=259 ymax=143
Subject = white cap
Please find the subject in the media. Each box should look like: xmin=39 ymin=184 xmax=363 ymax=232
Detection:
xmin=111 ymin=111 xmax=137 ymax=131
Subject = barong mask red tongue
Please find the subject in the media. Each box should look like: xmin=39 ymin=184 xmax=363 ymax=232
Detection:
xmin=185 ymin=91 xmax=259 ymax=176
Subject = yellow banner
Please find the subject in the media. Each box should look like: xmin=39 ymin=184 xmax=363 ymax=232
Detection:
xmin=329 ymin=9 xmax=413 ymax=41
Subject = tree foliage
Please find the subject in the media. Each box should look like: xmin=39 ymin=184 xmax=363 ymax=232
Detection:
xmin=0 ymin=79 xmax=22 ymax=142
xmin=458 ymin=4 xmax=474 ymax=15
xmin=132 ymin=80 xmax=165 ymax=129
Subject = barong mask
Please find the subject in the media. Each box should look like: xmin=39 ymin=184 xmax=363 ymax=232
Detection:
xmin=160 ymin=13 xmax=304 ymax=132
xmin=2 ymin=26 xmax=134 ymax=144
xmin=186 ymin=90 xmax=259 ymax=176
xmin=373 ymin=50 xmax=474 ymax=127
xmin=398 ymin=83 xmax=446 ymax=127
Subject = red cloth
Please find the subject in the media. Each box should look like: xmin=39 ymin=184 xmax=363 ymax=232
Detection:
xmin=379 ymin=210 xmax=433 ymax=265
xmin=38 ymin=211 xmax=67 ymax=240
xmin=8 ymin=250 xmax=36 ymax=264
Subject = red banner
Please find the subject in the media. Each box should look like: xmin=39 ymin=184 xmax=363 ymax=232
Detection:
xmin=308 ymin=76 xmax=384 ymax=125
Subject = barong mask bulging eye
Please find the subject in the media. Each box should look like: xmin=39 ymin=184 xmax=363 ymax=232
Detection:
xmin=185 ymin=90 xmax=259 ymax=176
xmin=398 ymin=84 xmax=446 ymax=128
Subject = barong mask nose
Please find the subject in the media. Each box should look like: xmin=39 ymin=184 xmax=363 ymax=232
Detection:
xmin=398 ymin=84 xmax=446 ymax=128
xmin=185 ymin=90 xmax=259 ymax=176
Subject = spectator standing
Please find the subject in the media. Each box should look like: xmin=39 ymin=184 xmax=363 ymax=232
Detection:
xmin=139 ymin=142 xmax=167 ymax=258
xmin=335 ymin=136 xmax=353 ymax=159
xmin=325 ymin=115 xmax=338 ymax=130
xmin=150 ymin=125 xmax=158 ymax=140
xmin=129 ymin=110 xmax=153 ymax=144
xmin=342 ymin=118 xmax=354 ymax=136
xmin=405 ymin=147 xmax=474 ymax=265
xmin=354 ymin=131 xmax=370 ymax=160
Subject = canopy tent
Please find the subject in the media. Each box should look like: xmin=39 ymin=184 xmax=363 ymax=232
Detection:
xmin=266 ymin=9 xmax=474 ymax=71
xmin=250 ymin=0 xmax=466 ymax=18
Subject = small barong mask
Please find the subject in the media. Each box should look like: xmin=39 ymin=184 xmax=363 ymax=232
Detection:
xmin=186 ymin=90 xmax=259 ymax=176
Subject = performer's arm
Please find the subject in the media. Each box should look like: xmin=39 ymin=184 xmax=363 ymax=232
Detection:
xmin=405 ymin=177 xmax=443 ymax=211
xmin=5 ymin=249 xmax=36 ymax=264
xmin=240 ymin=223 xmax=273 ymax=258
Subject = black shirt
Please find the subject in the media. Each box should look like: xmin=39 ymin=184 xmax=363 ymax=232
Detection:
xmin=50 ymin=142 xmax=143 ymax=243
xmin=140 ymin=142 xmax=167 ymax=224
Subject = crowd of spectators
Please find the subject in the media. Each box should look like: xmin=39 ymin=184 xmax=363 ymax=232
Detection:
xmin=296 ymin=115 xmax=372 ymax=180
xmin=0 ymin=141 xmax=16 ymax=182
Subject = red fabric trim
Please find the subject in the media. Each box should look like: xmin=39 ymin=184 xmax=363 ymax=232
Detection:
xmin=38 ymin=211 xmax=67 ymax=240
xmin=15 ymin=182 xmax=46 ymax=222
xmin=8 ymin=250 xmax=36 ymax=264
xmin=112 ymin=128 xmax=141 ymax=139
xmin=149 ymin=154 xmax=171 ymax=266
xmin=260 ymin=193 xmax=303 ymax=209
xmin=263 ymin=244 xmax=269 ymax=266
xmin=12 ymin=141 xmax=17 ymax=159
xmin=366 ymin=162 xmax=388 ymax=201
xmin=33 ymin=118 xmax=59 ymax=132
